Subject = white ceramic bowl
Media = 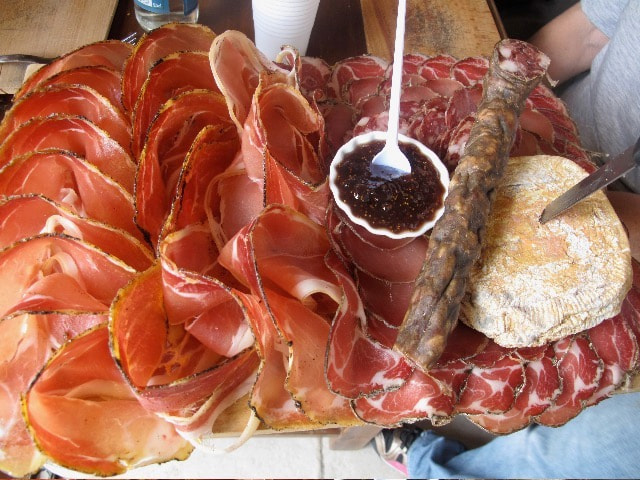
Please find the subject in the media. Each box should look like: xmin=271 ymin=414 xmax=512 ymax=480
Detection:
xmin=329 ymin=131 xmax=449 ymax=239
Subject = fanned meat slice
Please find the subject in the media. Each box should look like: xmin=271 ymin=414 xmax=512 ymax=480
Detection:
xmin=159 ymin=225 xmax=254 ymax=357
xmin=451 ymin=56 xmax=489 ymax=86
xmin=0 ymin=235 xmax=137 ymax=318
xmin=132 ymin=51 xmax=219 ymax=157
xmin=299 ymin=56 xmax=332 ymax=101
xmin=36 ymin=65 xmax=125 ymax=114
xmin=417 ymin=54 xmax=457 ymax=80
xmin=135 ymin=89 xmax=235 ymax=246
xmin=325 ymin=252 xmax=413 ymax=398
xmin=243 ymin=83 xmax=329 ymax=224
xmin=14 ymin=40 xmax=133 ymax=100
xmin=0 ymin=312 xmax=105 ymax=478
xmin=110 ymin=264 xmax=259 ymax=445
xmin=537 ymin=335 xmax=604 ymax=426
xmin=456 ymin=355 xmax=525 ymax=415
xmin=0 ymin=115 xmax=136 ymax=192
xmin=243 ymin=206 xmax=358 ymax=425
xmin=0 ymin=195 xmax=153 ymax=271
xmin=122 ymin=23 xmax=216 ymax=115
xmin=356 ymin=271 xmax=413 ymax=330
xmin=0 ymin=150 xmax=144 ymax=242
xmin=0 ymin=85 xmax=132 ymax=154
xmin=352 ymin=369 xmax=454 ymax=426
xmin=209 ymin=30 xmax=294 ymax=132
xmin=161 ymin=124 xmax=240 ymax=241
xmin=25 ymin=325 xmax=192 ymax=476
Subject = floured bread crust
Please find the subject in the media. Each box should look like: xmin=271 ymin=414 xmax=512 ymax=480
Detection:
xmin=460 ymin=155 xmax=632 ymax=347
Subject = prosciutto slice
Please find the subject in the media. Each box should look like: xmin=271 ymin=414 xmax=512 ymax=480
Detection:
xmin=132 ymin=51 xmax=219 ymax=157
xmin=135 ymin=89 xmax=235 ymax=246
xmin=110 ymin=263 xmax=259 ymax=445
xmin=122 ymin=23 xmax=216 ymax=115
xmin=25 ymin=325 xmax=192 ymax=476
xmin=15 ymin=40 xmax=133 ymax=100
xmin=0 ymin=150 xmax=144 ymax=242
xmin=0 ymin=312 xmax=105 ymax=478
xmin=0 ymin=115 xmax=136 ymax=192
xmin=0 ymin=195 xmax=153 ymax=271
xmin=0 ymin=85 xmax=131 ymax=153
xmin=0 ymin=234 xmax=137 ymax=318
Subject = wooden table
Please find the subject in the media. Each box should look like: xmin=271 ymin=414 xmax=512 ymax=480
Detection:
xmin=109 ymin=0 xmax=504 ymax=62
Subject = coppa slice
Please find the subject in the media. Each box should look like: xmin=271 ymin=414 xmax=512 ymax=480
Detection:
xmin=394 ymin=39 xmax=550 ymax=372
xmin=460 ymin=155 xmax=631 ymax=347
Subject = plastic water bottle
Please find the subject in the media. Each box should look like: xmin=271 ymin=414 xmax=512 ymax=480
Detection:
xmin=134 ymin=0 xmax=199 ymax=32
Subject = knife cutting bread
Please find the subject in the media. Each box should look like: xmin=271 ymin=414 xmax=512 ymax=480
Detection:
xmin=460 ymin=155 xmax=632 ymax=347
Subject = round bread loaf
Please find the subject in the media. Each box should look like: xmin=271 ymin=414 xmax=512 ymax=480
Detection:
xmin=460 ymin=155 xmax=632 ymax=347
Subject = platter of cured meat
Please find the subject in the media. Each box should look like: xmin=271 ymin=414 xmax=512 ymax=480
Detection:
xmin=1 ymin=23 xmax=639 ymax=478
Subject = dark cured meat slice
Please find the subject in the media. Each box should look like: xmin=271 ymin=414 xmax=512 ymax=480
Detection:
xmin=537 ymin=335 xmax=604 ymax=426
xmin=135 ymin=90 xmax=235 ymax=247
xmin=14 ymin=40 xmax=133 ymax=100
xmin=325 ymin=251 xmax=413 ymax=399
xmin=352 ymin=369 xmax=454 ymax=426
xmin=131 ymin=51 xmax=219 ymax=158
xmin=0 ymin=312 xmax=105 ymax=478
xmin=455 ymin=355 xmax=525 ymax=414
xmin=36 ymin=65 xmax=125 ymax=114
xmin=0 ymin=235 xmax=137 ymax=318
xmin=0 ymin=150 xmax=144 ymax=242
xmin=395 ymin=39 xmax=550 ymax=372
xmin=0 ymin=85 xmax=132 ymax=154
xmin=0 ymin=115 xmax=136 ymax=193
xmin=0 ymin=195 xmax=153 ymax=271
xmin=327 ymin=55 xmax=388 ymax=102
xmin=468 ymin=345 xmax=561 ymax=434
xmin=26 ymin=325 xmax=192 ymax=476
xmin=122 ymin=23 xmax=216 ymax=116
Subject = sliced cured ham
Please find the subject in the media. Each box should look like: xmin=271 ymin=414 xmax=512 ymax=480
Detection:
xmin=0 ymin=195 xmax=153 ymax=271
xmin=209 ymin=30 xmax=294 ymax=131
xmin=0 ymin=115 xmax=136 ymax=192
xmin=110 ymin=264 xmax=259 ymax=443
xmin=122 ymin=23 xmax=216 ymax=115
xmin=132 ymin=51 xmax=219 ymax=157
xmin=0 ymin=150 xmax=144 ymax=242
xmin=0 ymin=312 xmax=105 ymax=478
xmin=0 ymin=234 xmax=137 ymax=318
xmin=14 ymin=40 xmax=133 ymax=100
xmin=35 ymin=65 xmax=125 ymax=114
xmin=0 ymin=85 xmax=132 ymax=154
xmin=135 ymin=89 xmax=236 ymax=246
xmin=25 ymin=325 xmax=192 ymax=476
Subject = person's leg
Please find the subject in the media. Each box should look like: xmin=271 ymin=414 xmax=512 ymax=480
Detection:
xmin=408 ymin=392 xmax=640 ymax=478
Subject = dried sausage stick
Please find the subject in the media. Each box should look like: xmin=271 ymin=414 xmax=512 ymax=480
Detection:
xmin=394 ymin=39 xmax=550 ymax=372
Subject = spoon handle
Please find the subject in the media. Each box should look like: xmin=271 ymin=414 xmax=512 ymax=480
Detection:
xmin=386 ymin=0 xmax=407 ymax=148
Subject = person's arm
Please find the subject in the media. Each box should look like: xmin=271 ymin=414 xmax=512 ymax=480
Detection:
xmin=529 ymin=2 xmax=609 ymax=84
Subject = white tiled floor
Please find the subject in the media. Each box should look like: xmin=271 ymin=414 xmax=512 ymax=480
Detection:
xmin=46 ymin=431 xmax=405 ymax=479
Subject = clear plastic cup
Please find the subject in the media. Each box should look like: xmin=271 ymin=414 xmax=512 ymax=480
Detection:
xmin=252 ymin=0 xmax=320 ymax=59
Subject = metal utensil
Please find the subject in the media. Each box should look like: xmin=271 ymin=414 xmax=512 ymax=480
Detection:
xmin=540 ymin=136 xmax=640 ymax=223
xmin=0 ymin=33 xmax=138 ymax=65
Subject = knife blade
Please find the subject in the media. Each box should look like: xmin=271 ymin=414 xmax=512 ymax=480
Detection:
xmin=540 ymin=136 xmax=640 ymax=224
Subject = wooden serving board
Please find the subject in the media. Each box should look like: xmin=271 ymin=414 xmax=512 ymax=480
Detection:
xmin=0 ymin=0 xmax=118 ymax=94
xmin=360 ymin=0 xmax=504 ymax=60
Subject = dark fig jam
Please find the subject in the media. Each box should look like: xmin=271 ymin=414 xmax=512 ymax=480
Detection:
xmin=334 ymin=140 xmax=446 ymax=234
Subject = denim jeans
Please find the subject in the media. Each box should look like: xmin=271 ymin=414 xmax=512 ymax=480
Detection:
xmin=408 ymin=392 xmax=640 ymax=479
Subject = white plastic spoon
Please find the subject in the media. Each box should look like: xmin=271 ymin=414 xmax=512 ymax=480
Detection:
xmin=370 ymin=0 xmax=411 ymax=178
